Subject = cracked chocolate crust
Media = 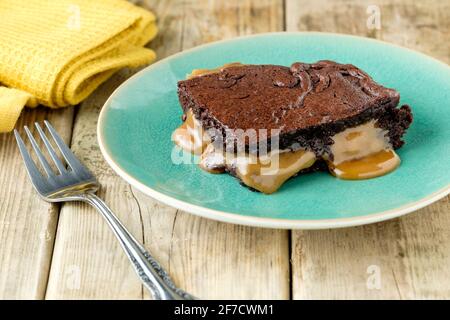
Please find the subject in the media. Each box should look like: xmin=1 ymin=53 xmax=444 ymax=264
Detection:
xmin=177 ymin=60 xmax=413 ymax=158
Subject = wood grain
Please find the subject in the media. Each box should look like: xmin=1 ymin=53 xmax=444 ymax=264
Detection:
xmin=286 ymin=0 xmax=450 ymax=299
xmin=45 ymin=71 xmax=145 ymax=299
xmin=45 ymin=0 xmax=290 ymax=300
xmin=142 ymin=0 xmax=289 ymax=300
xmin=2 ymin=0 xmax=449 ymax=300
xmin=0 ymin=108 xmax=74 ymax=299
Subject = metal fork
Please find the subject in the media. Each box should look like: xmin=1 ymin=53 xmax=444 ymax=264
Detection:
xmin=14 ymin=121 xmax=195 ymax=300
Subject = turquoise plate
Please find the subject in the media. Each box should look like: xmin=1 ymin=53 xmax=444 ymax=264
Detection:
xmin=98 ymin=32 xmax=450 ymax=229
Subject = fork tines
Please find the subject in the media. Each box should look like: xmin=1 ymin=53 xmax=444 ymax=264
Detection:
xmin=14 ymin=121 xmax=92 ymax=186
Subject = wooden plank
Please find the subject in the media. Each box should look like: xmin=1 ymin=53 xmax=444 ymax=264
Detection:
xmin=286 ymin=0 xmax=450 ymax=64
xmin=0 ymin=107 xmax=74 ymax=299
xmin=287 ymin=0 xmax=450 ymax=299
xmin=45 ymin=72 xmax=146 ymax=299
xmin=46 ymin=0 xmax=290 ymax=299
xmin=143 ymin=0 xmax=289 ymax=300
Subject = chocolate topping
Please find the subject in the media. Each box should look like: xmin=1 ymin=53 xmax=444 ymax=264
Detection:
xmin=179 ymin=61 xmax=398 ymax=130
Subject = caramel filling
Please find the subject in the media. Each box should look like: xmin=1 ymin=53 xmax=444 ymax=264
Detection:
xmin=199 ymin=145 xmax=316 ymax=194
xmin=172 ymin=65 xmax=401 ymax=193
xmin=187 ymin=62 xmax=244 ymax=79
xmin=235 ymin=150 xmax=316 ymax=194
xmin=327 ymin=120 xmax=400 ymax=179
xmin=329 ymin=120 xmax=391 ymax=165
xmin=173 ymin=111 xmax=401 ymax=193
xmin=329 ymin=150 xmax=400 ymax=180
xmin=172 ymin=110 xmax=210 ymax=155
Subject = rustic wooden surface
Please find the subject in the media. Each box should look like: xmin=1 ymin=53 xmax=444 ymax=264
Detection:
xmin=0 ymin=0 xmax=449 ymax=299
xmin=286 ymin=0 xmax=450 ymax=300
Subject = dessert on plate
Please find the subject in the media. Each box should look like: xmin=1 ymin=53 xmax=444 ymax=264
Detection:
xmin=173 ymin=61 xmax=413 ymax=194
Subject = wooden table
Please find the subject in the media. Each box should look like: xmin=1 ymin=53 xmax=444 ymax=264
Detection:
xmin=1 ymin=0 xmax=449 ymax=300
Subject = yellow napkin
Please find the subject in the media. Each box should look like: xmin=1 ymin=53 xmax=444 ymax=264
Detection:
xmin=0 ymin=0 xmax=158 ymax=132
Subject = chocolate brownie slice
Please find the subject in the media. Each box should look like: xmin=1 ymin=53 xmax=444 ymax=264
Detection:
xmin=174 ymin=61 xmax=413 ymax=193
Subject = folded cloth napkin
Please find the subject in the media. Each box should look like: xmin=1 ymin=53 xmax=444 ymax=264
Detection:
xmin=0 ymin=0 xmax=158 ymax=132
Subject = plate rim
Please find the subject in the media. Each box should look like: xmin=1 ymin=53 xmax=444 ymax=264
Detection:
xmin=97 ymin=31 xmax=450 ymax=229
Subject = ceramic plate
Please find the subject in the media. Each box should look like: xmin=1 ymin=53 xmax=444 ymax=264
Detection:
xmin=98 ymin=32 xmax=450 ymax=229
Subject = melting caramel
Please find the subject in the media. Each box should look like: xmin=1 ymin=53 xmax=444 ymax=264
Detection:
xmin=235 ymin=150 xmax=316 ymax=194
xmin=199 ymin=143 xmax=316 ymax=193
xmin=187 ymin=62 xmax=244 ymax=79
xmin=330 ymin=120 xmax=390 ymax=165
xmin=173 ymin=110 xmax=401 ymax=192
xmin=172 ymin=110 xmax=209 ymax=155
xmin=199 ymin=144 xmax=226 ymax=174
xmin=329 ymin=149 xmax=400 ymax=180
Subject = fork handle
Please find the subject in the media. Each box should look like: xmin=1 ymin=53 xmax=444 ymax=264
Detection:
xmin=81 ymin=193 xmax=195 ymax=300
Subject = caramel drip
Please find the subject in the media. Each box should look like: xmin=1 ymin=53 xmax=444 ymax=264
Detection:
xmin=199 ymin=144 xmax=226 ymax=174
xmin=330 ymin=119 xmax=389 ymax=165
xmin=329 ymin=150 xmax=400 ymax=180
xmin=171 ymin=110 xmax=209 ymax=155
xmin=187 ymin=62 xmax=244 ymax=79
xmin=172 ymin=110 xmax=402 ymax=192
xmin=235 ymin=150 xmax=316 ymax=194
xmin=199 ymin=144 xmax=317 ymax=193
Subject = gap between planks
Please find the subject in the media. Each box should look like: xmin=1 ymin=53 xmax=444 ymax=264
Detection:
xmin=286 ymin=0 xmax=450 ymax=299
xmin=44 ymin=0 xmax=290 ymax=300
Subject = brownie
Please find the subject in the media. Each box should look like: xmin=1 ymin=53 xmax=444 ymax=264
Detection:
xmin=177 ymin=60 xmax=412 ymax=157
